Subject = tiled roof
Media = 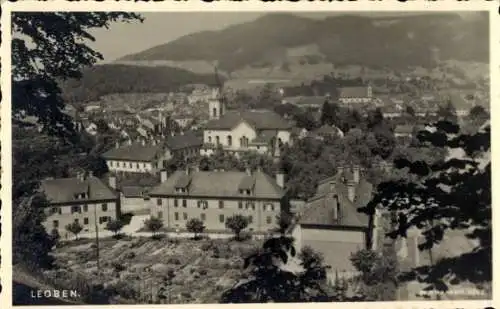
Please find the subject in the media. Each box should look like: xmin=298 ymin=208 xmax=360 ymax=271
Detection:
xmin=41 ymin=176 xmax=117 ymax=204
xmin=150 ymin=169 xmax=284 ymax=199
xmin=102 ymin=143 xmax=163 ymax=162
xmin=204 ymin=109 xmax=292 ymax=130
xmin=121 ymin=186 xmax=151 ymax=198
xmin=299 ymin=170 xmax=372 ymax=228
xmin=339 ymin=86 xmax=370 ymax=98
xmin=165 ymin=131 xmax=203 ymax=150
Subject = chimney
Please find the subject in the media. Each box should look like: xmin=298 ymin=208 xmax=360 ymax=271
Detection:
xmin=332 ymin=194 xmax=339 ymax=220
xmin=347 ymin=181 xmax=356 ymax=202
xmin=160 ymin=170 xmax=168 ymax=183
xmin=352 ymin=165 xmax=360 ymax=184
xmin=276 ymin=172 xmax=285 ymax=189
xmin=109 ymin=175 xmax=116 ymax=189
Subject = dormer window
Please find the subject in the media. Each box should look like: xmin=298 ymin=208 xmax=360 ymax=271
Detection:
xmin=246 ymin=190 xmax=251 ymax=195
xmin=176 ymin=187 xmax=187 ymax=193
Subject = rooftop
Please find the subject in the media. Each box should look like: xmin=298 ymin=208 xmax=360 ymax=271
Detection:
xmin=204 ymin=109 xmax=292 ymax=131
xmin=41 ymin=176 xmax=117 ymax=204
xmin=102 ymin=143 xmax=163 ymax=162
xmin=339 ymin=86 xmax=371 ymax=98
xmin=149 ymin=169 xmax=285 ymax=199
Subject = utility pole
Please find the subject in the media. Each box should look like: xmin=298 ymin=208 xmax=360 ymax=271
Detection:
xmin=94 ymin=203 xmax=100 ymax=273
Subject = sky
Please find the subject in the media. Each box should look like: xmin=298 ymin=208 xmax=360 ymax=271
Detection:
xmin=87 ymin=12 xmax=476 ymax=63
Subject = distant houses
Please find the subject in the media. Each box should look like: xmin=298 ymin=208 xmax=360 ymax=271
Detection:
xmin=338 ymin=85 xmax=373 ymax=104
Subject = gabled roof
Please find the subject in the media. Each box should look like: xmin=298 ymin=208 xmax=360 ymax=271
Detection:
xmin=298 ymin=170 xmax=372 ymax=228
xmin=339 ymin=86 xmax=371 ymax=98
xmin=149 ymin=169 xmax=284 ymax=199
xmin=102 ymin=143 xmax=163 ymax=162
xmin=204 ymin=109 xmax=292 ymax=131
xmin=41 ymin=176 xmax=117 ymax=204
xmin=165 ymin=131 xmax=203 ymax=150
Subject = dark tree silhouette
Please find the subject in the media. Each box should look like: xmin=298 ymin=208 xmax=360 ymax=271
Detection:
xmin=360 ymin=120 xmax=491 ymax=293
xmin=12 ymin=12 xmax=143 ymax=138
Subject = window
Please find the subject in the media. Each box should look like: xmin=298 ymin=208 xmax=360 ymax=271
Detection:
xmin=208 ymin=136 xmax=212 ymax=143
xmin=74 ymin=218 xmax=79 ymax=224
xmin=174 ymin=199 xmax=178 ymax=207
xmin=197 ymin=201 xmax=201 ymax=208
xmin=212 ymin=108 xmax=217 ymax=118
xmin=263 ymin=205 xmax=266 ymax=211
xmin=182 ymin=199 xmax=187 ymax=207
xmin=227 ymin=135 xmax=232 ymax=146
xmin=215 ymin=136 xmax=220 ymax=145
xmin=53 ymin=220 xmax=59 ymax=228
xmin=51 ymin=207 xmax=59 ymax=215
xmin=240 ymin=136 xmax=249 ymax=148
xmin=143 ymin=163 xmax=147 ymax=168
xmin=129 ymin=163 xmax=132 ymax=168
xmin=99 ymin=216 xmax=109 ymax=224
xmin=84 ymin=218 xmax=89 ymax=225
xmin=201 ymin=213 xmax=206 ymax=221
xmin=83 ymin=205 xmax=88 ymax=212
xmin=110 ymin=162 xmax=113 ymax=167
xmin=219 ymin=214 xmax=225 ymax=223
xmin=183 ymin=213 xmax=188 ymax=220
xmin=136 ymin=163 xmax=140 ymax=169
xmin=238 ymin=201 xmax=243 ymax=209
xmin=266 ymin=216 xmax=272 ymax=224
xmin=158 ymin=211 xmax=163 ymax=219
xmin=174 ymin=212 xmax=179 ymax=221
xmin=122 ymin=162 xmax=126 ymax=167
xmin=157 ymin=199 xmax=162 ymax=206
xmin=239 ymin=190 xmax=244 ymax=195
xmin=248 ymin=216 xmax=253 ymax=224
xmin=246 ymin=190 xmax=251 ymax=195
xmin=271 ymin=205 xmax=275 ymax=211
xmin=218 ymin=201 xmax=224 ymax=209
xmin=246 ymin=202 xmax=255 ymax=210
xmin=102 ymin=203 xmax=108 ymax=211
xmin=71 ymin=206 xmax=81 ymax=214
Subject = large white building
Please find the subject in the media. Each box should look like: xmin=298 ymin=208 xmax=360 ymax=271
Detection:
xmin=201 ymin=90 xmax=293 ymax=156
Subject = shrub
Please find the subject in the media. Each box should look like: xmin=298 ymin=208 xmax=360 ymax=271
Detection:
xmin=112 ymin=262 xmax=126 ymax=273
xmin=167 ymin=257 xmax=181 ymax=265
xmin=199 ymin=269 xmax=208 ymax=276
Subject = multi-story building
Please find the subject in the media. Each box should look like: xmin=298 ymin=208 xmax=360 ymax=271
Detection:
xmin=201 ymin=89 xmax=293 ymax=157
xmin=40 ymin=172 xmax=119 ymax=239
xmin=290 ymin=165 xmax=377 ymax=275
xmin=338 ymin=85 xmax=373 ymax=104
xmin=148 ymin=167 xmax=288 ymax=234
xmin=102 ymin=131 xmax=202 ymax=174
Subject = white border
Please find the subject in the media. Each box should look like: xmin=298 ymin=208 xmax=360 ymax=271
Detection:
xmin=1 ymin=1 xmax=498 ymax=309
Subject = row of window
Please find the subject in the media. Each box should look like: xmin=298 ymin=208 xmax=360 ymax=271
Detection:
xmin=56 ymin=203 xmax=110 ymax=215
xmin=156 ymin=199 xmax=276 ymax=211
xmin=109 ymin=161 xmax=150 ymax=169
xmin=162 ymin=211 xmax=275 ymax=224
xmin=206 ymin=135 xmax=250 ymax=148
xmin=52 ymin=216 xmax=111 ymax=228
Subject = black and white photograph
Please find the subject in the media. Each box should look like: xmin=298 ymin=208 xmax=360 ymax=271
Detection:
xmin=4 ymin=4 xmax=493 ymax=306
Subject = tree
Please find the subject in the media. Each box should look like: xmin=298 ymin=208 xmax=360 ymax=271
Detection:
xmin=65 ymin=222 xmax=83 ymax=240
xmin=144 ymin=216 xmax=164 ymax=239
xmin=225 ymin=215 xmax=250 ymax=241
xmin=186 ymin=218 xmax=206 ymax=240
xmin=406 ymin=106 xmax=416 ymax=117
xmin=274 ymin=212 xmax=293 ymax=235
xmin=220 ymin=237 xmax=358 ymax=303
xmin=13 ymin=195 xmax=56 ymax=269
xmin=437 ymin=100 xmax=457 ymax=123
xmin=350 ymin=247 xmax=399 ymax=301
xmin=469 ymin=105 xmax=489 ymax=121
xmin=360 ymin=120 xmax=491 ymax=293
xmin=105 ymin=219 xmax=125 ymax=238
xmin=12 ymin=12 xmax=143 ymax=138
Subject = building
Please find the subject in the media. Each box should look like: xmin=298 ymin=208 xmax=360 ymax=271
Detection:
xmin=148 ymin=167 xmax=288 ymax=234
xmin=102 ymin=140 xmax=172 ymax=174
xmin=40 ymin=172 xmax=119 ymax=239
xmin=201 ymin=89 xmax=293 ymax=156
xmin=310 ymin=124 xmax=344 ymax=140
xmin=290 ymin=166 xmax=376 ymax=274
xmin=102 ymin=132 xmax=202 ymax=174
xmin=282 ymin=96 xmax=326 ymax=110
xmin=338 ymin=86 xmax=373 ymax=104
xmin=120 ymin=186 xmax=152 ymax=215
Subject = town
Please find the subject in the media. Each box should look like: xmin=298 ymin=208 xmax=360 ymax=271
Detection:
xmin=11 ymin=11 xmax=492 ymax=305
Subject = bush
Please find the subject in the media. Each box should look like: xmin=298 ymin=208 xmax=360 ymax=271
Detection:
xmin=201 ymin=242 xmax=213 ymax=252
xmin=167 ymin=257 xmax=181 ymax=265
xmin=199 ymin=269 xmax=208 ymax=276
xmin=112 ymin=262 xmax=126 ymax=273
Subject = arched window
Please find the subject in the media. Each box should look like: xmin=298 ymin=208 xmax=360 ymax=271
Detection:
xmin=208 ymin=136 xmax=212 ymax=143
xmin=240 ymin=136 xmax=249 ymax=148
xmin=215 ymin=136 xmax=220 ymax=146
xmin=212 ymin=108 xmax=217 ymax=118
xmin=227 ymin=135 xmax=232 ymax=146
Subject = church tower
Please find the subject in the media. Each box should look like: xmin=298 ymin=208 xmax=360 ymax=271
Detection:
xmin=209 ymin=88 xmax=225 ymax=120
